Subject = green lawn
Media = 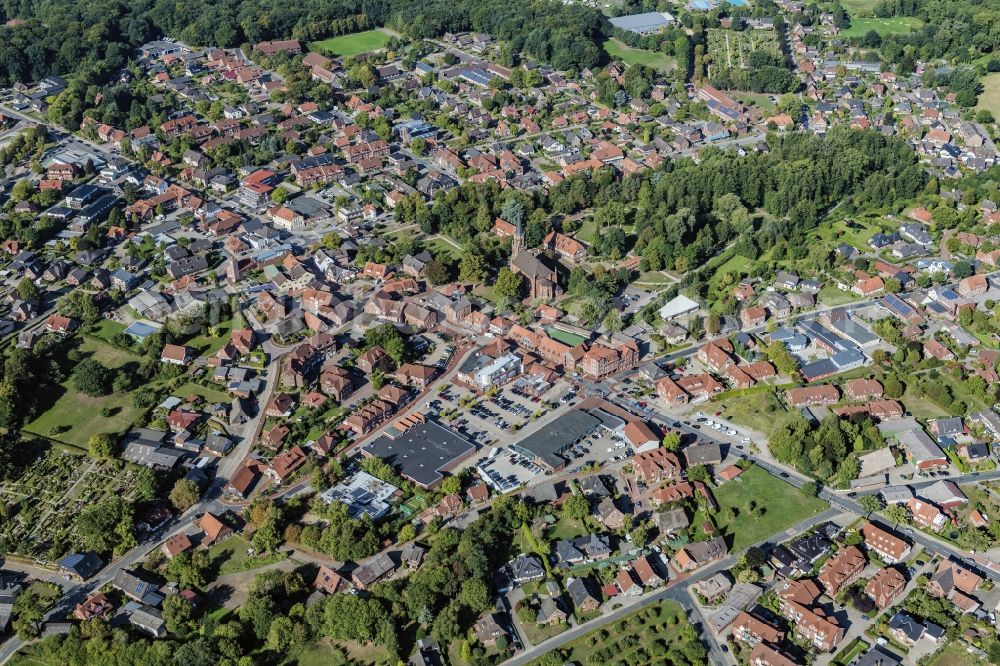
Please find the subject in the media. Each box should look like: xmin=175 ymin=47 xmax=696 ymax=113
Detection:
xmin=832 ymin=637 xmax=870 ymax=666
xmin=712 ymin=465 xmax=828 ymax=551
xmin=818 ymin=284 xmax=861 ymax=306
xmin=287 ymin=638 xmax=389 ymax=666
xmin=89 ymin=319 xmax=128 ymax=345
xmin=715 ymin=387 xmax=796 ymax=438
xmin=977 ymin=73 xmax=1000 ymax=116
xmin=635 ymin=271 xmax=673 ymax=286
xmin=731 ymin=92 xmax=776 ymax=114
xmin=172 ymin=381 xmax=230 ymax=404
xmin=522 ymin=620 xmax=569 ymax=645
xmin=530 ymin=601 xmax=695 ymax=666
xmin=310 ymin=30 xmax=391 ymax=57
xmin=25 ymin=337 xmax=144 ymax=448
xmin=422 ymin=235 xmax=462 ymax=261
xmin=839 ymin=0 xmax=880 ymax=15
xmin=575 ymin=217 xmax=599 ymax=244
xmin=547 ymin=515 xmax=590 ymax=541
xmin=713 ymin=254 xmax=752 ymax=280
xmin=207 ymin=535 xmax=288 ymax=577
xmin=928 ymin=644 xmax=987 ymax=666
xmin=603 ymin=38 xmax=676 ymax=72
xmin=841 ymin=17 xmax=923 ymax=37
xmin=184 ymin=317 xmax=235 ymax=357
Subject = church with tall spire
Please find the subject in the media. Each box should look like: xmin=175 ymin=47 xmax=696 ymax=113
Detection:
xmin=508 ymin=217 xmax=560 ymax=301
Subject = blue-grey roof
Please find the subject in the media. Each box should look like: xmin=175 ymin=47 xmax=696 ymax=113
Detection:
xmin=609 ymin=11 xmax=675 ymax=33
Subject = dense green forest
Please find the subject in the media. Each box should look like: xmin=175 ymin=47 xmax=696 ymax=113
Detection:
xmin=0 ymin=0 xmax=606 ymax=87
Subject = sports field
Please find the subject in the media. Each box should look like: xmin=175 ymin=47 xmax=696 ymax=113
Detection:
xmin=840 ymin=17 xmax=922 ymax=37
xmin=310 ymin=30 xmax=391 ymax=57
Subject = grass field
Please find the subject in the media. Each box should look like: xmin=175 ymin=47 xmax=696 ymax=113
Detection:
xmin=172 ymin=381 xmax=231 ymax=404
xmin=310 ymin=30 xmax=391 ymax=57
xmin=603 ymin=39 xmax=676 ymax=72
xmin=839 ymin=0 xmax=880 ymax=15
xmin=288 ymin=638 xmax=390 ymax=666
xmin=712 ymin=465 xmax=828 ymax=551
xmin=731 ymin=92 xmax=776 ymax=113
xmin=715 ymin=387 xmax=796 ymax=437
xmin=818 ymin=284 xmax=861 ymax=306
xmin=928 ymin=644 xmax=987 ymax=666
xmin=25 ymin=337 xmax=144 ymax=448
xmin=89 ymin=319 xmax=128 ymax=346
xmin=840 ymin=17 xmax=922 ymax=37
xmin=977 ymin=73 xmax=1000 ymax=116
xmin=531 ymin=601 xmax=694 ymax=666
xmin=422 ymin=235 xmax=462 ymax=261
xmin=184 ymin=317 xmax=237 ymax=357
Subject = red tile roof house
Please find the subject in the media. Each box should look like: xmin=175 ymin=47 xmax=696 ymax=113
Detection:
xmin=45 ymin=314 xmax=77 ymax=334
xmin=395 ymin=363 xmax=438 ymax=390
xmin=674 ymin=536 xmax=727 ymax=572
xmin=958 ymin=274 xmax=989 ymax=297
xmin=615 ymin=568 xmax=642 ymax=596
xmin=231 ymin=329 xmax=255 ymax=355
xmin=623 ymin=420 xmax=661 ymax=452
xmin=631 ymin=448 xmax=682 ymax=486
xmin=632 ymin=555 xmax=665 ymax=588
xmin=845 ymin=378 xmax=883 ymax=401
xmin=357 ymin=346 xmax=392 ymax=373
xmin=199 ymin=512 xmax=234 ymax=547
xmin=786 ymin=385 xmax=840 ymax=407
xmin=161 ymin=533 xmax=193 ymax=559
xmin=697 ymin=339 xmax=735 ymax=372
xmin=740 ymin=306 xmax=766 ymax=329
xmin=160 ymin=344 xmax=193 ymax=365
xmin=817 ymin=546 xmax=866 ymax=597
xmin=74 ymin=593 xmax=114 ymax=622
xmin=861 ymin=522 xmax=911 ymax=564
xmin=313 ymin=565 xmax=348 ymax=594
xmin=732 ymin=611 xmax=785 ymax=647
xmin=909 ymin=207 xmax=933 ymax=224
xmin=265 ymin=393 xmax=295 ymax=418
xmin=865 ymin=567 xmax=906 ymax=609
xmin=923 ymin=339 xmax=955 ymax=362
xmin=267 ymin=445 xmax=308 ymax=485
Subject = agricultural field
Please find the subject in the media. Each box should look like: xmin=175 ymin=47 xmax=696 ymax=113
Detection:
xmin=310 ymin=30 xmax=391 ymax=57
xmin=706 ymin=28 xmax=783 ymax=74
xmin=603 ymin=39 xmax=676 ymax=72
xmin=977 ymin=73 xmax=1000 ymax=116
xmin=840 ymin=17 xmax=923 ymax=37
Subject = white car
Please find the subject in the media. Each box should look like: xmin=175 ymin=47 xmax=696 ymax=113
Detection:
xmin=606 ymin=447 xmax=613 ymax=453
xmin=741 ymin=437 xmax=751 ymax=443
xmin=728 ymin=429 xmax=737 ymax=436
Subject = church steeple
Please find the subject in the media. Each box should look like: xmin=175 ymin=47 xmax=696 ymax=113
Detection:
xmin=512 ymin=216 xmax=525 ymax=259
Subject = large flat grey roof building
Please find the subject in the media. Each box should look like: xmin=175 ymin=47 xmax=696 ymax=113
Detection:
xmin=511 ymin=409 xmax=602 ymax=471
xmin=609 ymin=11 xmax=675 ymax=34
xmin=363 ymin=419 xmax=476 ymax=489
